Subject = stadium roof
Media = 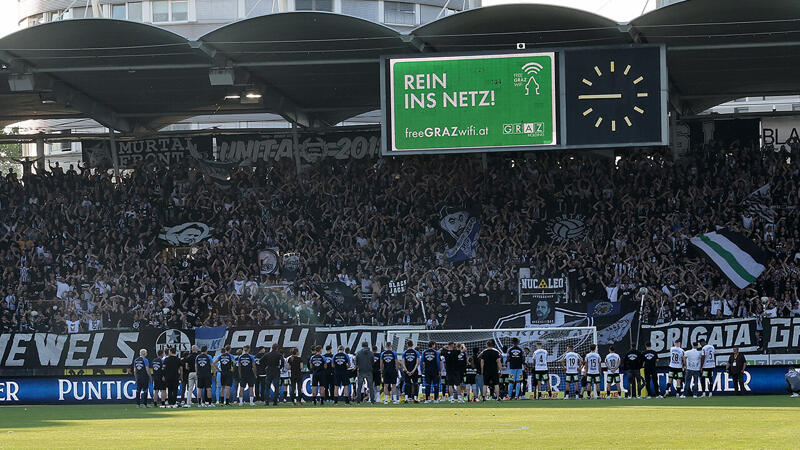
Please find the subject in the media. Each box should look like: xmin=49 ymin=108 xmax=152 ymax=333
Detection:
xmin=0 ymin=0 xmax=798 ymax=135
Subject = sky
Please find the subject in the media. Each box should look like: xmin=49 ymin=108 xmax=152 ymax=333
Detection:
xmin=0 ymin=0 xmax=656 ymax=38
xmin=1 ymin=1 xmax=17 ymax=37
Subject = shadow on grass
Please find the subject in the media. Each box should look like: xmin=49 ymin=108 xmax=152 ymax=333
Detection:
xmin=0 ymin=395 xmax=794 ymax=431
xmin=0 ymin=404 xmax=185 ymax=430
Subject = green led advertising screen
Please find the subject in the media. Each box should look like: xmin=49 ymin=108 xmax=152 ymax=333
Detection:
xmin=384 ymin=53 xmax=557 ymax=154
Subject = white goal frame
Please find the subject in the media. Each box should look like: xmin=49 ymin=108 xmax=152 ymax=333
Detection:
xmin=386 ymin=326 xmax=597 ymax=350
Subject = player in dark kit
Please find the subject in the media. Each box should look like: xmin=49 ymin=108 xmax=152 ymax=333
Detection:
xmin=421 ymin=341 xmax=442 ymax=403
xmin=287 ymin=348 xmax=303 ymax=406
xmin=479 ymin=340 xmax=503 ymax=402
xmin=506 ymin=338 xmax=525 ymax=400
xmin=441 ymin=342 xmax=461 ymax=403
xmin=254 ymin=347 xmax=267 ymax=404
xmin=195 ymin=345 xmax=214 ymax=407
xmin=401 ymin=340 xmax=421 ymax=403
xmin=132 ymin=349 xmax=152 ymax=408
xmin=163 ymin=347 xmax=182 ymax=407
xmin=238 ymin=345 xmax=258 ymax=405
xmin=372 ymin=346 xmax=382 ymax=397
xmin=308 ymin=345 xmax=328 ymax=405
xmin=380 ymin=342 xmax=400 ymax=404
xmin=332 ymin=345 xmax=352 ymax=405
xmin=151 ymin=349 xmax=167 ymax=408
xmin=216 ymin=345 xmax=235 ymax=405
xmin=457 ymin=344 xmax=469 ymax=401
xmin=323 ymin=345 xmax=335 ymax=404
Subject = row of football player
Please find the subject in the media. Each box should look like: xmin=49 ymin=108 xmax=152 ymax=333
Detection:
xmin=129 ymin=338 xmax=719 ymax=407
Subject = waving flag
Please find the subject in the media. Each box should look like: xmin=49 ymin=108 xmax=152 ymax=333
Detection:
xmin=691 ymin=229 xmax=770 ymax=289
xmin=743 ymin=183 xmax=776 ymax=223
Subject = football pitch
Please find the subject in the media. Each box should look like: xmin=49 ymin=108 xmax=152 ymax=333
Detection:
xmin=1 ymin=396 xmax=798 ymax=449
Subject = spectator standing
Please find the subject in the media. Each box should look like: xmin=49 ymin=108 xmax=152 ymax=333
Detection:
xmin=623 ymin=345 xmax=643 ymax=398
xmin=641 ymin=343 xmax=661 ymax=398
xmin=727 ymin=347 xmax=748 ymax=395
xmin=182 ymin=345 xmax=199 ymax=407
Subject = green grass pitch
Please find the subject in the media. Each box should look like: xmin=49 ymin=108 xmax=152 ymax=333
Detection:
xmin=1 ymin=396 xmax=798 ymax=449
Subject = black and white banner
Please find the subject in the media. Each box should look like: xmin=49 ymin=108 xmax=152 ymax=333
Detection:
xmin=640 ymin=317 xmax=759 ymax=357
xmin=763 ymin=318 xmax=800 ymax=354
xmin=81 ymin=136 xmax=213 ymax=169
xmin=258 ymin=248 xmax=280 ymax=275
xmin=3 ymin=318 xmax=798 ymax=372
xmin=314 ymin=282 xmax=358 ymax=314
xmin=519 ymin=275 xmax=568 ymax=304
xmin=545 ymin=214 xmax=590 ymax=243
xmin=0 ymin=326 xmax=422 ymax=372
xmin=743 ymin=183 xmax=776 ymax=223
xmin=157 ymin=222 xmax=213 ymax=246
xmin=438 ymin=204 xmax=480 ymax=263
xmin=215 ymin=127 xmax=380 ymax=164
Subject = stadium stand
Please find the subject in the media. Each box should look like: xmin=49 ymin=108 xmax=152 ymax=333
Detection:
xmin=1 ymin=139 xmax=799 ymax=335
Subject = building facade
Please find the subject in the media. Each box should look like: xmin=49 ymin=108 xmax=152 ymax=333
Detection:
xmin=18 ymin=0 xmax=478 ymax=38
xmin=14 ymin=0 xmax=479 ymax=162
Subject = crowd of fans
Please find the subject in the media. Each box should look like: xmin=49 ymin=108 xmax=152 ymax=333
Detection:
xmin=1 ymin=137 xmax=800 ymax=335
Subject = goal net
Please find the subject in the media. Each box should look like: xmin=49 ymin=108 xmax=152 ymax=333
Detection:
xmin=386 ymin=327 xmax=596 ymax=393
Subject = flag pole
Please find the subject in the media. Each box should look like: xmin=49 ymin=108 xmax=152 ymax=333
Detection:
xmin=634 ymin=288 xmax=646 ymax=348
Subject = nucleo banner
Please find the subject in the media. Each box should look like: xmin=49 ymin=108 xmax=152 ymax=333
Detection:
xmin=384 ymin=53 xmax=557 ymax=153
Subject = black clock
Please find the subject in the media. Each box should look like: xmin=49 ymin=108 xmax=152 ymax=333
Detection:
xmin=564 ymin=46 xmax=665 ymax=147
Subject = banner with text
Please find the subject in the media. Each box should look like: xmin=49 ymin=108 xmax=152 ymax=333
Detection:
xmin=215 ymin=127 xmax=380 ymax=165
xmin=0 ymin=326 xmax=422 ymax=372
xmin=640 ymin=317 xmax=759 ymax=357
xmin=761 ymin=116 xmax=800 ymax=148
xmin=519 ymin=275 xmax=568 ymax=304
xmin=384 ymin=53 xmax=557 ymax=154
xmin=81 ymin=136 xmax=213 ymax=169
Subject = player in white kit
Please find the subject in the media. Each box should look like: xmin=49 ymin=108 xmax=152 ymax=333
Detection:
xmin=584 ymin=344 xmax=602 ymax=399
xmin=698 ymin=338 xmax=716 ymax=397
xmin=684 ymin=342 xmax=703 ymax=398
xmin=667 ymin=343 xmax=686 ymax=398
xmin=563 ymin=345 xmax=582 ymax=400
xmin=604 ymin=347 xmax=622 ymax=398
xmin=532 ymin=342 xmax=551 ymax=399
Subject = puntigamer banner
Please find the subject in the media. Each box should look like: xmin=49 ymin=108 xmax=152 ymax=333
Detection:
xmin=1 ymin=366 xmax=795 ymax=404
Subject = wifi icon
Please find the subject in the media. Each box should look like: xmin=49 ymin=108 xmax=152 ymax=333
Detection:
xmin=522 ymin=62 xmax=544 ymax=74
xmin=521 ymin=62 xmax=543 ymax=96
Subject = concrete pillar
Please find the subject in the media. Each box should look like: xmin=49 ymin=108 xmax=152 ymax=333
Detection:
xmin=35 ymin=133 xmax=45 ymax=174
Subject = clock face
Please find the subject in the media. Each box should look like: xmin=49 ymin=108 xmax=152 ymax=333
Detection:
xmin=577 ymin=60 xmax=649 ymax=133
xmin=564 ymin=47 xmax=664 ymax=147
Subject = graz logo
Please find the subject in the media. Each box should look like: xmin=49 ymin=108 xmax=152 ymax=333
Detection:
xmin=592 ymin=301 xmax=615 ymax=317
xmin=155 ymin=329 xmax=191 ymax=355
xmin=547 ymin=214 xmax=588 ymax=242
